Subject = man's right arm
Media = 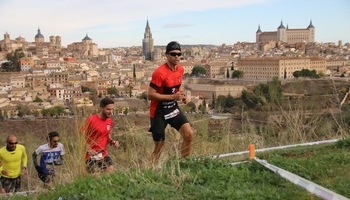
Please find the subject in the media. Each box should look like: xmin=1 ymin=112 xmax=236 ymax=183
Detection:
xmin=32 ymin=151 xmax=39 ymax=167
xmin=147 ymin=86 xmax=184 ymax=101
xmin=0 ymin=156 xmax=7 ymax=176
xmin=82 ymin=117 xmax=96 ymax=156
xmin=32 ymin=151 xmax=48 ymax=174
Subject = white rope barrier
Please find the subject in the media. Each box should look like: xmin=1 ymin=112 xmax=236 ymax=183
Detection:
xmin=212 ymin=139 xmax=340 ymax=159
xmin=229 ymin=161 xmax=250 ymax=166
xmin=254 ymin=157 xmax=349 ymax=200
xmin=0 ymin=189 xmax=41 ymax=197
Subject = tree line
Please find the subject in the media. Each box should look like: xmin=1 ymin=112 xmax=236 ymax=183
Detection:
xmin=185 ymin=77 xmax=283 ymax=114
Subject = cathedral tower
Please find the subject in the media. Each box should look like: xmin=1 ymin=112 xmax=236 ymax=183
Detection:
xmin=142 ymin=19 xmax=154 ymax=61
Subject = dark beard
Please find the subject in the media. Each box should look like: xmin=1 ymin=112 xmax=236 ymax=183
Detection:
xmin=102 ymin=112 xmax=109 ymax=119
xmin=6 ymin=145 xmax=15 ymax=152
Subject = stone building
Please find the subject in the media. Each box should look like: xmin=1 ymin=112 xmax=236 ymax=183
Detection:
xmin=256 ymin=20 xmax=315 ymax=44
xmin=185 ymin=82 xmax=246 ymax=99
xmin=67 ymin=34 xmax=98 ymax=58
xmin=237 ymin=57 xmax=326 ymax=79
xmin=0 ymin=32 xmax=26 ymax=52
xmin=20 ymin=57 xmax=35 ymax=72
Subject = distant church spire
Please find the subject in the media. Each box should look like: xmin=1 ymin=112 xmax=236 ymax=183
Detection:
xmin=307 ymin=19 xmax=315 ymax=29
xmin=256 ymin=24 xmax=262 ymax=33
xmin=278 ymin=20 xmax=285 ymax=29
xmin=146 ymin=18 xmax=150 ymax=28
xmin=142 ymin=19 xmax=154 ymax=61
xmin=35 ymin=27 xmax=44 ymax=43
xmin=35 ymin=27 xmax=44 ymax=38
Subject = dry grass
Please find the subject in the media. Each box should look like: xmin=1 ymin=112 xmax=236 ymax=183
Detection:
xmin=0 ymin=102 xmax=349 ymax=192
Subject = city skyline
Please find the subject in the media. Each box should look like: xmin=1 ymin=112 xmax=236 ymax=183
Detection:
xmin=1 ymin=0 xmax=349 ymax=48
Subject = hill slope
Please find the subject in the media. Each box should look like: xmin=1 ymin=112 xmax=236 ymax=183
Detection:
xmin=12 ymin=139 xmax=350 ymax=200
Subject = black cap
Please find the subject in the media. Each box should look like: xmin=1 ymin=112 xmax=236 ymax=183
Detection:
xmin=166 ymin=41 xmax=181 ymax=53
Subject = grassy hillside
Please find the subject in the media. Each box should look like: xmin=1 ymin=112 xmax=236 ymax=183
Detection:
xmin=281 ymin=79 xmax=350 ymax=96
xmin=0 ymin=79 xmax=349 ymax=199
xmin=8 ymin=138 xmax=349 ymax=200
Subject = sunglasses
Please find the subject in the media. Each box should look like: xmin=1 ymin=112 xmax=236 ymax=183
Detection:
xmin=7 ymin=142 xmax=18 ymax=145
xmin=168 ymin=52 xmax=182 ymax=57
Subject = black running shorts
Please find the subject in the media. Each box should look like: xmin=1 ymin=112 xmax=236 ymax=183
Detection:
xmin=149 ymin=111 xmax=189 ymax=141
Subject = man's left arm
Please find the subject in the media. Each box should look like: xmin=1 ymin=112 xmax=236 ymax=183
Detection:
xmin=179 ymin=87 xmax=191 ymax=104
xmin=0 ymin=160 xmax=3 ymax=175
xmin=108 ymin=134 xmax=119 ymax=148
xmin=59 ymin=144 xmax=65 ymax=165
xmin=21 ymin=146 xmax=28 ymax=175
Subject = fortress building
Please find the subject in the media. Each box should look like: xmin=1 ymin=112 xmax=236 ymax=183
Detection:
xmin=256 ymin=20 xmax=315 ymax=44
xmin=237 ymin=57 xmax=326 ymax=80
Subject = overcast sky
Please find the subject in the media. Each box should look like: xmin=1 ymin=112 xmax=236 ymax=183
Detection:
xmin=1 ymin=0 xmax=349 ymax=48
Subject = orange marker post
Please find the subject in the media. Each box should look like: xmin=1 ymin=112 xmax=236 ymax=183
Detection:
xmin=248 ymin=144 xmax=255 ymax=159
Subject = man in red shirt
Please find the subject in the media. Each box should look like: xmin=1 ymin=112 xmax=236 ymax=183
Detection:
xmin=83 ymin=97 xmax=119 ymax=173
xmin=148 ymin=41 xmax=193 ymax=163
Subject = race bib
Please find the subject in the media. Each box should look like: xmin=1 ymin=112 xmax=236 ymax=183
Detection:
xmin=90 ymin=152 xmax=103 ymax=161
xmin=164 ymin=108 xmax=180 ymax=120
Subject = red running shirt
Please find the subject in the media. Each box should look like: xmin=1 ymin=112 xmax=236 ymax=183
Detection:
xmin=149 ymin=63 xmax=184 ymax=118
xmin=83 ymin=114 xmax=112 ymax=159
